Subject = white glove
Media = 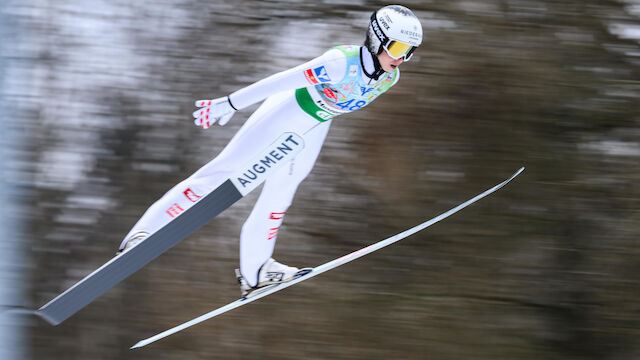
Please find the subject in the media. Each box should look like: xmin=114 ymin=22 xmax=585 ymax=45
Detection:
xmin=193 ymin=96 xmax=237 ymax=129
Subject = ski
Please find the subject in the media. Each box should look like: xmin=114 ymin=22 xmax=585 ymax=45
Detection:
xmin=131 ymin=167 xmax=525 ymax=349
xmin=36 ymin=133 xmax=305 ymax=326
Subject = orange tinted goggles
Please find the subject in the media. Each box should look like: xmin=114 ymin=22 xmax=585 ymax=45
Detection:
xmin=384 ymin=40 xmax=417 ymax=61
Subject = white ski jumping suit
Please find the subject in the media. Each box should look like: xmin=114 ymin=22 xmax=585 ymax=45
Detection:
xmin=122 ymin=45 xmax=400 ymax=287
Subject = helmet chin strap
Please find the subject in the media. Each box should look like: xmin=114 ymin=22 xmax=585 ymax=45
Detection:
xmin=360 ymin=46 xmax=386 ymax=81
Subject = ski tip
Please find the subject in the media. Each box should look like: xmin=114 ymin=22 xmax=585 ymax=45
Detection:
xmin=508 ymin=167 xmax=525 ymax=180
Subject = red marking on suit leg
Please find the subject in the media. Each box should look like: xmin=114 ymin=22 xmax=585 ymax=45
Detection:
xmin=267 ymin=227 xmax=280 ymax=241
xmin=183 ymin=188 xmax=202 ymax=202
xmin=269 ymin=212 xmax=285 ymax=220
xmin=166 ymin=203 xmax=184 ymax=218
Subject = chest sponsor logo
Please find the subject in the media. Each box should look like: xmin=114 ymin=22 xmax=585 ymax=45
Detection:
xmin=360 ymin=86 xmax=374 ymax=96
xmin=315 ymin=110 xmax=333 ymax=121
xmin=313 ymin=66 xmax=331 ymax=83
xmin=231 ymin=133 xmax=305 ymax=196
xmin=323 ymin=87 xmax=338 ymax=101
xmin=313 ymin=97 xmax=343 ymax=114
xmin=348 ymin=65 xmax=358 ymax=77
xmin=304 ymin=68 xmax=319 ymax=85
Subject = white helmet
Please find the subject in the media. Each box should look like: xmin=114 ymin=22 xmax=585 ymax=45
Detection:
xmin=365 ymin=5 xmax=422 ymax=61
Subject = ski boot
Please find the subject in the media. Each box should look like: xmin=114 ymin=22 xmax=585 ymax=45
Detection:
xmin=116 ymin=231 xmax=149 ymax=255
xmin=235 ymin=258 xmax=312 ymax=298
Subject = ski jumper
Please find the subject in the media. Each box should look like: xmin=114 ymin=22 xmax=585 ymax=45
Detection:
xmin=121 ymin=45 xmax=400 ymax=287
